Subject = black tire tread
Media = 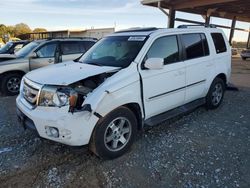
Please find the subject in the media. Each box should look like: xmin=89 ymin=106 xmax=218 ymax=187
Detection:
xmin=89 ymin=106 xmax=137 ymax=159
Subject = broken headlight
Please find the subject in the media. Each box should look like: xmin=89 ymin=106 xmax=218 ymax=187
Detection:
xmin=38 ymin=86 xmax=76 ymax=107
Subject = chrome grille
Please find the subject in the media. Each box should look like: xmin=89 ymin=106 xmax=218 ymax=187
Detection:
xmin=22 ymin=79 xmax=41 ymax=106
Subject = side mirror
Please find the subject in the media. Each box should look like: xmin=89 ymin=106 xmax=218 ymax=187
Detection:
xmin=144 ymin=58 xmax=164 ymax=70
xmin=28 ymin=52 xmax=37 ymax=59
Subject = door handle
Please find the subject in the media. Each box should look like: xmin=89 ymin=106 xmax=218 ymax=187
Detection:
xmin=178 ymin=70 xmax=185 ymax=75
xmin=174 ymin=70 xmax=185 ymax=76
xmin=48 ymin=59 xmax=54 ymax=63
xmin=206 ymin=63 xmax=213 ymax=67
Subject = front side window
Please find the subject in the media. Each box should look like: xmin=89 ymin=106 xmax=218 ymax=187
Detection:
xmin=182 ymin=33 xmax=204 ymax=60
xmin=145 ymin=35 xmax=180 ymax=64
xmin=211 ymin=33 xmax=227 ymax=54
xmin=36 ymin=43 xmax=57 ymax=58
xmin=80 ymin=36 xmax=146 ymax=68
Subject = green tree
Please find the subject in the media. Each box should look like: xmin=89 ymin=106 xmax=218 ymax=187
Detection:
xmin=33 ymin=28 xmax=47 ymax=33
xmin=0 ymin=24 xmax=7 ymax=37
xmin=6 ymin=26 xmax=15 ymax=37
xmin=0 ymin=24 xmax=8 ymax=42
xmin=14 ymin=23 xmax=32 ymax=36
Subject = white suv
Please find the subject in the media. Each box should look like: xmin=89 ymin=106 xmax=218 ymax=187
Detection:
xmin=16 ymin=26 xmax=231 ymax=159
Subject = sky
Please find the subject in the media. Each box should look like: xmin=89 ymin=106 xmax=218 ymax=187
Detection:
xmin=0 ymin=0 xmax=249 ymax=42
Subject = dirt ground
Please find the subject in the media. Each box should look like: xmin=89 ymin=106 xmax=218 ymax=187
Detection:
xmin=0 ymin=57 xmax=250 ymax=188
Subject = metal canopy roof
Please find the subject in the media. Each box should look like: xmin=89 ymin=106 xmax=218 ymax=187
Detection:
xmin=141 ymin=0 xmax=250 ymax=22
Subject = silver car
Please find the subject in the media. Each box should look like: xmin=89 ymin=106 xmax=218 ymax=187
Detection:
xmin=241 ymin=49 xmax=250 ymax=60
xmin=0 ymin=38 xmax=96 ymax=95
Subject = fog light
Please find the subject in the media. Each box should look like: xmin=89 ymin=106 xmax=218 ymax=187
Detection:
xmin=45 ymin=126 xmax=59 ymax=138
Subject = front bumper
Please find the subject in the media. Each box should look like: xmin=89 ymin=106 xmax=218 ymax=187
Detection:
xmin=16 ymin=95 xmax=99 ymax=146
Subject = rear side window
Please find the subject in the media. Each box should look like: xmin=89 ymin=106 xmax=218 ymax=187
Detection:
xmin=201 ymin=34 xmax=209 ymax=56
xmin=146 ymin=35 xmax=180 ymax=64
xmin=182 ymin=33 xmax=209 ymax=60
xmin=61 ymin=41 xmax=86 ymax=55
xmin=211 ymin=33 xmax=227 ymax=53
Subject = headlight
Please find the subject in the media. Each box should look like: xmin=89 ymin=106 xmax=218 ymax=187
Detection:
xmin=38 ymin=86 xmax=76 ymax=107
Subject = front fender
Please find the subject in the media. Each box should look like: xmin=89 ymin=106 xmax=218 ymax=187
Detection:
xmin=0 ymin=60 xmax=29 ymax=74
xmin=93 ymin=80 xmax=143 ymax=118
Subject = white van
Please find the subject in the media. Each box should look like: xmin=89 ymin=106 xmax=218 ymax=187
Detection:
xmin=16 ymin=26 xmax=231 ymax=159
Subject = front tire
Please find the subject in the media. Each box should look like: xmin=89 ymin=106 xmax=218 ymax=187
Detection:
xmin=89 ymin=107 xmax=137 ymax=159
xmin=206 ymin=77 xmax=225 ymax=109
xmin=1 ymin=73 xmax=22 ymax=96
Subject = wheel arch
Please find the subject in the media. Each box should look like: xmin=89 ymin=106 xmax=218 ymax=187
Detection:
xmin=215 ymin=73 xmax=227 ymax=86
xmin=123 ymin=103 xmax=143 ymax=130
xmin=0 ymin=70 xmax=26 ymax=78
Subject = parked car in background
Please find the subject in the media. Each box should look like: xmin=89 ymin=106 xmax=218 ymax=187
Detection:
xmin=16 ymin=26 xmax=231 ymax=159
xmin=240 ymin=49 xmax=250 ymax=60
xmin=0 ymin=40 xmax=30 ymax=54
xmin=231 ymin=48 xmax=238 ymax=56
xmin=0 ymin=38 xmax=96 ymax=95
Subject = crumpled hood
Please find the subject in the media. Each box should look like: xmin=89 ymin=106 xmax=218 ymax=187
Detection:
xmin=25 ymin=61 xmax=120 ymax=85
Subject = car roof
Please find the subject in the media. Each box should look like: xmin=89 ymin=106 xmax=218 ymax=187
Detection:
xmin=46 ymin=37 xmax=97 ymax=42
xmin=110 ymin=26 xmax=224 ymax=37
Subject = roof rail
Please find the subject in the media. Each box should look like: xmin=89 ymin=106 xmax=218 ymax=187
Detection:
xmin=45 ymin=37 xmax=97 ymax=40
xmin=115 ymin=27 xmax=158 ymax=33
xmin=177 ymin=24 xmax=217 ymax=29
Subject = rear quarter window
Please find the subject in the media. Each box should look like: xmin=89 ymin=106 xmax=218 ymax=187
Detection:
xmin=211 ymin=33 xmax=227 ymax=54
xmin=61 ymin=41 xmax=86 ymax=55
xmin=84 ymin=41 xmax=95 ymax=51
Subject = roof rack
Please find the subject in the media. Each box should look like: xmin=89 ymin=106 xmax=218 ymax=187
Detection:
xmin=45 ymin=37 xmax=97 ymax=40
xmin=115 ymin=27 xmax=158 ymax=33
xmin=177 ymin=24 xmax=217 ymax=29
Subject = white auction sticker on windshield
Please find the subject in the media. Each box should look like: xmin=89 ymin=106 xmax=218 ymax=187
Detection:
xmin=128 ymin=36 xmax=146 ymax=41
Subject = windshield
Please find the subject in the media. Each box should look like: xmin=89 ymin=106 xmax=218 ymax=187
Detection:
xmin=0 ymin=42 xmax=13 ymax=53
xmin=15 ymin=41 xmax=40 ymax=58
xmin=79 ymin=36 xmax=147 ymax=68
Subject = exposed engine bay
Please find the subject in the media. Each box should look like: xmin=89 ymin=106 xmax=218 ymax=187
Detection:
xmin=67 ymin=72 xmax=116 ymax=113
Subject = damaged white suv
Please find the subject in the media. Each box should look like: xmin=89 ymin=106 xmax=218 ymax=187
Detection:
xmin=16 ymin=26 xmax=231 ymax=159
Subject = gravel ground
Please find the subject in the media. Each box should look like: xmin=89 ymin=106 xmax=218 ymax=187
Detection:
xmin=0 ymin=58 xmax=250 ymax=188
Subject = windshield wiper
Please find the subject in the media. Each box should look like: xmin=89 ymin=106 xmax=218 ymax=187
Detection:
xmin=88 ymin=62 xmax=102 ymax=66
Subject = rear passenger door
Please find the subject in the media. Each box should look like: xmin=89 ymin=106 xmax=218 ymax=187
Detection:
xmin=60 ymin=41 xmax=92 ymax=62
xmin=181 ymin=33 xmax=212 ymax=103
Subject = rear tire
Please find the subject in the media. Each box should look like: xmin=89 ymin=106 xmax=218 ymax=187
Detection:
xmin=89 ymin=106 xmax=137 ymax=159
xmin=206 ymin=77 xmax=225 ymax=109
xmin=0 ymin=73 xmax=22 ymax=96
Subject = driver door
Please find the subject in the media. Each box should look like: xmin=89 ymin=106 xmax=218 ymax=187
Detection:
xmin=29 ymin=42 xmax=58 ymax=70
xmin=139 ymin=35 xmax=186 ymax=119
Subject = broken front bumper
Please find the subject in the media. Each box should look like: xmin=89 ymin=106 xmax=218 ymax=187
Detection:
xmin=16 ymin=95 xmax=99 ymax=146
